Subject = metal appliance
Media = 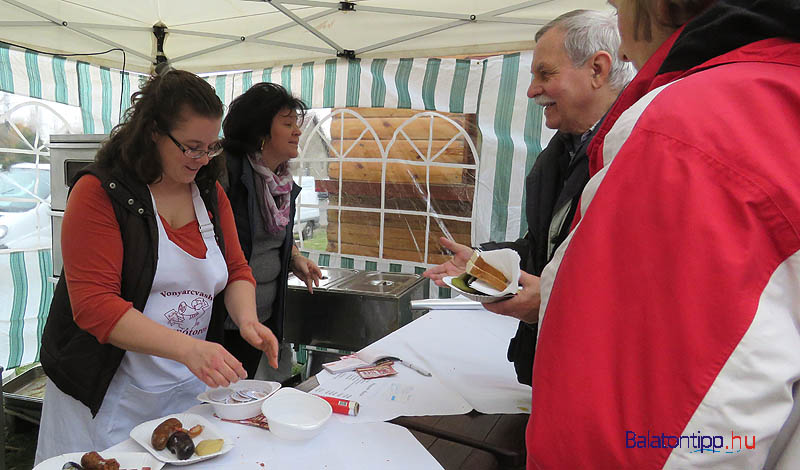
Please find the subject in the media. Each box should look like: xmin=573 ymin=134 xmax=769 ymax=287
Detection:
xmin=48 ymin=134 xmax=106 ymax=278
xmin=284 ymin=267 xmax=429 ymax=374
xmin=2 ymin=364 xmax=47 ymax=425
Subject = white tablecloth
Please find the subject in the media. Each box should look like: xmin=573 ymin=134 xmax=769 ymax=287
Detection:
xmin=106 ymin=306 xmax=531 ymax=469
xmin=106 ymin=403 xmax=443 ymax=469
xmin=312 ymin=308 xmax=532 ymax=423
xmin=403 ymin=308 xmax=533 ymax=414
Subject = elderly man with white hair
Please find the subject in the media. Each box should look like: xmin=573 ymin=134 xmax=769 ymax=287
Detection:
xmin=424 ymin=9 xmax=636 ymax=385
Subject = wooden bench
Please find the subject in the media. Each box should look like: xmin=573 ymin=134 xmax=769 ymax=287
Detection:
xmin=392 ymin=412 xmax=527 ymax=470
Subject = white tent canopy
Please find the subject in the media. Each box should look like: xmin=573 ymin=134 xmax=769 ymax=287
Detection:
xmin=1 ymin=0 xmax=619 ymax=369
xmin=1 ymin=0 xmax=609 ymax=73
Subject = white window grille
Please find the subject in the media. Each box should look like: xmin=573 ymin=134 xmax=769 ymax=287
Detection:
xmin=293 ymin=108 xmax=479 ymax=265
xmin=0 ymin=96 xmax=81 ymax=251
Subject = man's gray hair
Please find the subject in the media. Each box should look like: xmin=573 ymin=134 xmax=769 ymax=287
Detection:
xmin=536 ymin=10 xmax=636 ymax=91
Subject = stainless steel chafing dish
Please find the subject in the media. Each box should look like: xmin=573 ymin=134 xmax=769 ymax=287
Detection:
xmin=284 ymin=268 xmax=429 ymax=354
xmin=2 ymin=363 xmax=47 ymax=424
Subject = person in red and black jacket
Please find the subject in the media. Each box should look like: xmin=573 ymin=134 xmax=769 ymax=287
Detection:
xmin=526 ymin=1 xmax=800 ymax=468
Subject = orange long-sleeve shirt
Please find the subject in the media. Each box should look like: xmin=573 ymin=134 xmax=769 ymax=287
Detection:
xmin=62 ymin=174 xmax=255 ymax=343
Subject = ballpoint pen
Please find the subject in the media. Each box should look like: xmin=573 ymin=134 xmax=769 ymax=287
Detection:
xmin=397 ymin=360 xmax=432 ymax=377
xmin=377 ymin=357 xmax=432 ymax=376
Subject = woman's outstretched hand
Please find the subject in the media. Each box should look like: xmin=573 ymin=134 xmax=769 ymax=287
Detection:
xmin=239 ymin=321 xmax=280 ymax=369
xmin=292 ymin=254 xmax=323 ymax=293
xmin=182 ymin=338 xmax=248 ymax=387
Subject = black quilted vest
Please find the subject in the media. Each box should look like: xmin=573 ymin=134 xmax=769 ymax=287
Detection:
xmin=40 ymin=163 xmax=226 ymax=416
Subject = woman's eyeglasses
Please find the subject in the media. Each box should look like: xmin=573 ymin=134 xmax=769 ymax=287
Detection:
xmin=166 ymin=132 xmax=223 ymax=159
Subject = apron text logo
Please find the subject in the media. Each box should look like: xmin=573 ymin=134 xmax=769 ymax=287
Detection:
xmin=163 ymin=296 xmax=211 ymax=329
xmin=160 ymin=289 xmax=213 ymax=300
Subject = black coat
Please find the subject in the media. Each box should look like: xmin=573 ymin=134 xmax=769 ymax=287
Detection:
xmin=222 ymin=153 xmax=300 ymax=344
xmin=481 ymin=128 xmax=596 ymax=385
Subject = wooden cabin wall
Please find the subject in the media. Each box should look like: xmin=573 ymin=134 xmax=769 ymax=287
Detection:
xmin=323 ymin=107 xmax=478 ymax=264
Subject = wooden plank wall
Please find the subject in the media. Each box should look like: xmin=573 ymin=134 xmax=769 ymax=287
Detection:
xmin=325 ymin=107 xmax=477 ymax=264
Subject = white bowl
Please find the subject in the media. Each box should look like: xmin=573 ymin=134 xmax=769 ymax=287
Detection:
xmin=261 ymin=388 xmax=332 ymax=440
xmin=197 ymin=379 xmax=281 ymax=420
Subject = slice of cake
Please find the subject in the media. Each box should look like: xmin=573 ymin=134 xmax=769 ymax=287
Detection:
xmin=465 ymin=250 xmax=508 ymax=291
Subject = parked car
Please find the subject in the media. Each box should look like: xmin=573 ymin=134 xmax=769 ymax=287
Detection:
xmin=293 ymin=175 xmax=320 ymax=239
xmin=0 ymin=163 xmax=51 ymax=250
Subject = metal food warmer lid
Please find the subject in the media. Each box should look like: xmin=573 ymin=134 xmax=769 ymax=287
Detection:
xmin=283 ymin=269 xmax=430 ymax=354
xmin=287 ymin=267 xmax=357 ymax=290
xmin=3 ymin=363 xmax=47 ymax=408
xmin=329 ymin=271 xmax=425 ymax=297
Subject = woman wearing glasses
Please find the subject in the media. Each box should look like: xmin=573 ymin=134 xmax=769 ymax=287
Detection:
xmin=220 ymin=82 xmax=322 ymax=381
xmin=35 ymin=70 xmax=279 ymax=462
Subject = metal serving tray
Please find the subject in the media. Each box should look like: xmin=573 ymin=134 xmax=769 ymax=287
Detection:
xmin=284 ymin=270 xmax=429 ymax=353
xmin=3 ymin=364 xmax=47 ymax=409
xmin=330 ymin=271 xmax=425 ymax=297
xmin=287 ymin=266 xmax=357 ymax=290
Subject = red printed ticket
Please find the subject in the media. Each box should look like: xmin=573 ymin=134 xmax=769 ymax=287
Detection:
xmin=356 ymin=361 xmax=397 ymax=379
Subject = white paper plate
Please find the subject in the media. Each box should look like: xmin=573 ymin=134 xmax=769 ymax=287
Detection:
xmin=130 ymin=413 xmax=233 ymax=465
xmin=34 ymin=451 xmax=164 ymax=470
xmin=443 ymin=276 xmax=518 ymax=304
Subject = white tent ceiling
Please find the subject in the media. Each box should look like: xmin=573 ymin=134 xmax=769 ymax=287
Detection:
xmin=1 ymin=0 xmax=611 ymax=73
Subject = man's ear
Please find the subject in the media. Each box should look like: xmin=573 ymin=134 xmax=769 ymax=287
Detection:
xmin=589 ymin=50 xmax=613 ymax=89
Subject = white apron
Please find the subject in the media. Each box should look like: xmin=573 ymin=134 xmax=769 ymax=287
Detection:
xmin=35 ymin=183 xmax=228 ymax=463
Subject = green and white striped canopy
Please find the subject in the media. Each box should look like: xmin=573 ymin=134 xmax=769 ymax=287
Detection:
xmin=0 ymin=249 xmax=52 ymax=368
xmin=1 ymin=45 xmax=550 ymax=301
xmin=2 ymin=44 xmax=547 ymax=245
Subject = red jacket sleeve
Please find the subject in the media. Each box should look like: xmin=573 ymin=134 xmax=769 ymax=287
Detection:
xmin=62 ymin=175 xmax=133 ymax=343
xmin=528 ymin=71 xmax=800 ymax=468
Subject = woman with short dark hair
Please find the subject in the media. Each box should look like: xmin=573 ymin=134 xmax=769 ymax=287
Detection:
xmin=222 ymin=82 xmax=322 ymax=379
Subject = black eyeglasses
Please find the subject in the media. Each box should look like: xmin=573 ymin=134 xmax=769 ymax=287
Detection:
xmin=166 ymin=132 xmax=224 ymax=159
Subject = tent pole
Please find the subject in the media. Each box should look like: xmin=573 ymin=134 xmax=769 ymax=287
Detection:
xmin=356 ymin=21 xmax=466 ymax=56
xmin=168 ymin=9 xmax=337 ymax=66
xmin=153 ymin=24 xmax=171 ymax=73
xmin=264 ymin=0 xmax=548 ymax=24
xmin=269 ymin=0 xmax=344 ymax=54
xmin=247 ymin=39 xmax=332 ymax=54
xmin=1 ymin=0 xmax=151 ymax=63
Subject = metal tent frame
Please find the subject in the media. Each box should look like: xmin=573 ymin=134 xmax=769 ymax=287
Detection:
xmin=0 ymin=0 xmax=604 ymax=73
